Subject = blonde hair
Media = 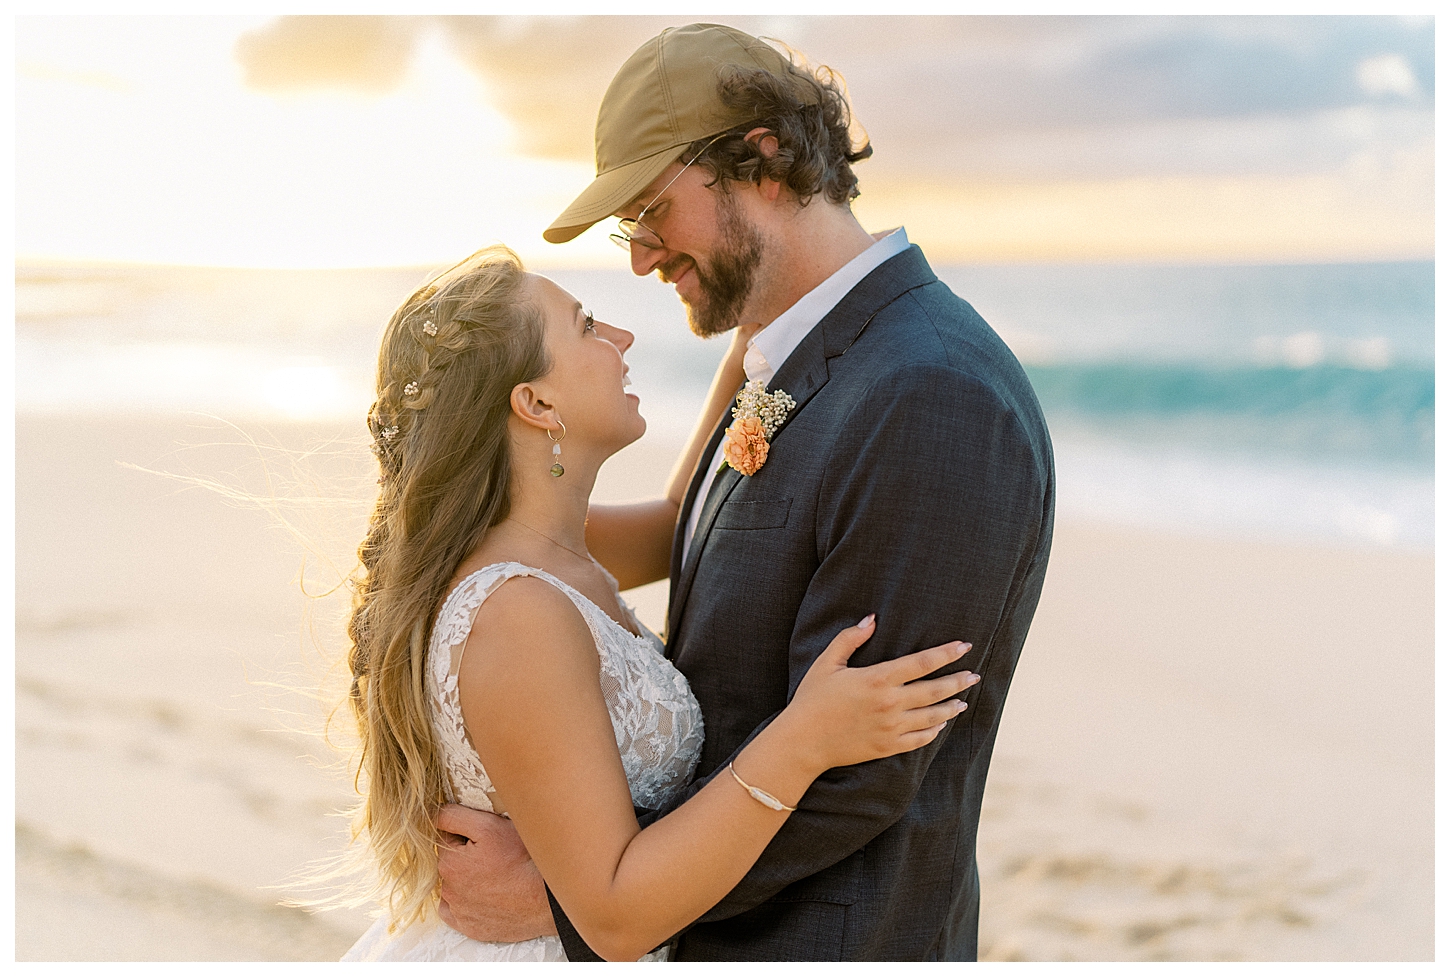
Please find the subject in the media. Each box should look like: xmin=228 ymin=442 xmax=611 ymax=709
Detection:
xmin=346 ymin=245 xmax=548 ymax=928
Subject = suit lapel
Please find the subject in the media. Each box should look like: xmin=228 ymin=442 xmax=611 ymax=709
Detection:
xmin=667 ymin=407 xmax=733 ymax=614
xmin=664 ymin=245 xmax=939 ymax=650
xmin=749 ymin=245 xmax=937 ymax=445
xmin=662 ymin=338 xmax=834 ymax=650
xmin=815 ymin=245 xmax=936 ymax=361
xmin=669 ymin=463 xmax=738 ymax=638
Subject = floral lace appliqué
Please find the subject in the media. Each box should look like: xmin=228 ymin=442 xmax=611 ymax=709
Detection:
xmin=346 ymin=563 xmax=695 ymax=962
xmin=426 ymin=562 xmax=704 ymax=815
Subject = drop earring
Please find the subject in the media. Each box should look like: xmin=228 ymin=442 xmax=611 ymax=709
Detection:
xmin=548 ymin=420 xmax=566 ymax=477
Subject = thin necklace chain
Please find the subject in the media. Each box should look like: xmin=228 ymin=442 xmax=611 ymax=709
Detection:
xmin=506 ymin=517 xmax=593 ymax=564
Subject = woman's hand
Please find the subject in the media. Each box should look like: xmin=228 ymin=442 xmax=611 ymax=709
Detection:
xmin=783 ymin=615 xmax=979 ymax=772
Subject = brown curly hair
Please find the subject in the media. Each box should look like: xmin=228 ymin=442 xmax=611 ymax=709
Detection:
xmin=684 ymin=48 xmax=872 ymax=207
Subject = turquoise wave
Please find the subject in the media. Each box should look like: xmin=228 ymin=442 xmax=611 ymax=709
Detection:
xmin=1024 ymin=362 xmax=1434 ymax=467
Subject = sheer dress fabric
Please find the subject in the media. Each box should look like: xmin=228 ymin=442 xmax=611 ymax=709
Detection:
xmin=343 ymin=562 xmax=705 ymax=962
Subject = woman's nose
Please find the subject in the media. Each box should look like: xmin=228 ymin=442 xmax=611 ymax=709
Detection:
xmin=607 ymin=324 xmax=634 ymax=354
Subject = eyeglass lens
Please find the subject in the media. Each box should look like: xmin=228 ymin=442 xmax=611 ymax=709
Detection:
xmin=610 ymin=132 xmax=730 ymax=252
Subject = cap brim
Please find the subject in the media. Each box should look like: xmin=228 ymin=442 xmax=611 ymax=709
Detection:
xmin=543 ymin=143 xmax=689 ymax=244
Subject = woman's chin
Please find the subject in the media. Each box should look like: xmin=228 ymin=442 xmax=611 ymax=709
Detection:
xmin=621 ymin=410 xmax=648 ymax=449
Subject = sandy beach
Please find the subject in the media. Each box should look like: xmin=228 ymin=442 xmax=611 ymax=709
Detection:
xmin=14 ymin=412 xmax=1432 ymax=961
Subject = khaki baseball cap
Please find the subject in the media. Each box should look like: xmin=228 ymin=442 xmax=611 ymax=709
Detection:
xmin=543 ymin=23 xmax=819 ymax=244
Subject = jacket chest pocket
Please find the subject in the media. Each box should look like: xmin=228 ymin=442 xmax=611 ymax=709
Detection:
xmin=714 ymin=498 xmax=792 ymax=531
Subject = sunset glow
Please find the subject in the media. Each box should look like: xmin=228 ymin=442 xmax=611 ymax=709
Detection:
xmin=17 ymin=15 xmax=1434 ymax=269
xmin=17 ymin=17 xmax=605 ymax=269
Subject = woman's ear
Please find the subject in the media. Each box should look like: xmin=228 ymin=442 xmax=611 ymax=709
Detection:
xmin=509 ymin=381 xmax=556 ymax=433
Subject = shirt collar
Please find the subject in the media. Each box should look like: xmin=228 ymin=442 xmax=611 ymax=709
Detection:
xmin=743 ymin=227 xmax=911 ymax=385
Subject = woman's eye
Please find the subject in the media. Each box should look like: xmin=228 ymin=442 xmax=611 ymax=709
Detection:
xmin=584 ymin=311 xmax=596 ymax=332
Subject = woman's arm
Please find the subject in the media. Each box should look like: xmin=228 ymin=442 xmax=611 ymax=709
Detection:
xmin=460 ymin=578 xmax=973 ymax=961
xmin=585 ymin=326 xmax=753 ymax=590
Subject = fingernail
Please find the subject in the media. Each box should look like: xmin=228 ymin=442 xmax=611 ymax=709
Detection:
xmin=955 ymin=642 xmax=971 ymax=655
xmin=966 ymin=673 xmax=981 ymax=684
xmin=858 ymin=614 xmax=875 ymax=629
xmin=954 ymin=699 xmax=969 ymax=712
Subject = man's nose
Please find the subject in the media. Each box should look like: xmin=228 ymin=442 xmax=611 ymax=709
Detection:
xmin=629 ymin=239 xmax=666 ymax=277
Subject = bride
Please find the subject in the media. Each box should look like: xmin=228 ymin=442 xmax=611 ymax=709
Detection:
xmin=338 ymin=245 xmax=977 ymax=961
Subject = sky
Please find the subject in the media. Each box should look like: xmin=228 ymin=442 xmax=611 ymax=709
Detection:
xmin=15 ymin=14 xmax=1435 ymax=269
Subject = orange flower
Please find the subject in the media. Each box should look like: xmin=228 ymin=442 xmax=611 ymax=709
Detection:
xmin=723 ymin=415 xmax=770 ymax=475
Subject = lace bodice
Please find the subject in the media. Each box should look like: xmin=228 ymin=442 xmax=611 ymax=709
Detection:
xmin=428 ymin=561 xmax=704 ymax=816
xmin=345 ymin=561 xmax=703 ymax=962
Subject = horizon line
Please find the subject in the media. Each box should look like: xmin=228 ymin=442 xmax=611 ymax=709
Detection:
xmin=14 ymin=252 xmax=1436 ymax=275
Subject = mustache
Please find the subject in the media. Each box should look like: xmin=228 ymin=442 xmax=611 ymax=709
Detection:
xmin=656 ymin=254 xmax=694 ymax=283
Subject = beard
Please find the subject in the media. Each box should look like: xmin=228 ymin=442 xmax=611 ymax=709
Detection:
xmin=662 ymin=190 xmax=765 ymax=338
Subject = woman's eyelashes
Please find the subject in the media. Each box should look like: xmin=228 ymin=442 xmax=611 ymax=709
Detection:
xmin=584 ymin=310 xmax=596 ymax=333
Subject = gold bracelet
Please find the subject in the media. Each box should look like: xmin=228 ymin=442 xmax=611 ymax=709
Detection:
xmin=728 ymin=762 xmax=797 ymax=812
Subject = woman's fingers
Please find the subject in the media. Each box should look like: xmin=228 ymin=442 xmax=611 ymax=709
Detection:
xmin=897 ymin=670 xmax=981 ymax=710
xmin=877 ymin=714 xmax=958 ymax=757
xmin=815 ymin=614 xmax=877 ymax=669
xmin=874 ymin=640 xmax=972 ymax=683
xmin=896 ymin=721 xmax=953 ymax=753
xmin=898 ymin=696 xmax=972 ymax=733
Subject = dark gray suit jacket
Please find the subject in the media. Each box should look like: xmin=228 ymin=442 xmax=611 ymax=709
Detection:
xmin=550 ymin=245 xmax=1054 ymax=960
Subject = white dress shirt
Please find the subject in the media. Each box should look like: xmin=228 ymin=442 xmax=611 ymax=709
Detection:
xmin=682 ymin=227 xmax=911 ymax=554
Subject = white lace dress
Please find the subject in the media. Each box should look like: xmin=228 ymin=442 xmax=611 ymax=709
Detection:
xmin=343 ymin=562 xmax=705 ymax=962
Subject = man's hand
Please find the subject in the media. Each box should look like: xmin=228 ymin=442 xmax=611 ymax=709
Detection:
xmin=435 ymin=804 xmax=557 ymax=942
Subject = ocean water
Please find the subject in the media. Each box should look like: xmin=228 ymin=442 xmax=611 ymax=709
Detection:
xmin=14 ymin=260 xmax=1433 ymax=550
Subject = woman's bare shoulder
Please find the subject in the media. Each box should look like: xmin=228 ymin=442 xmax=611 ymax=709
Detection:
xmin=460 ymin=573 xmax=598 ymax=679
xmin=455 ymin=572 xmax=612 ymax=768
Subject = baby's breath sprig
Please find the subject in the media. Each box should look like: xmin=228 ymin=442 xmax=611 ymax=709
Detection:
xmin=732 ymin=380 xmax=796 ymax=440
xmin=721 ymin=381 xmax=797 ymax=476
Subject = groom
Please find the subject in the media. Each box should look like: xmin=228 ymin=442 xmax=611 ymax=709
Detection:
xmin=436 ymin=23 xmax=1054 ymax=960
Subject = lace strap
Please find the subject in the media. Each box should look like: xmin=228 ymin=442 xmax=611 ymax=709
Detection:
xmin=432 ymin=562 xmax=612 ymax=675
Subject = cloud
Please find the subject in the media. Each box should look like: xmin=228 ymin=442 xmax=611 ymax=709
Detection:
xmin=18 ymin=15 xmax=1432 ymax=266
xmin=880 ymin=104 xmax=1433 ymax=184
xmin=234 ymin=15 xmax=419 ymax=94
xmin=435 ymin=15 xmax=684 ymax=160
xmin=809 ymin=15 xmax=1434 ymax=180
xmin=1358 ymin=53 xmax=1420 ymax=98
xmin=235 ymin=14 xmax=682 ymax=159
xmin=234 ymin=15 xmax=1433 ymax=185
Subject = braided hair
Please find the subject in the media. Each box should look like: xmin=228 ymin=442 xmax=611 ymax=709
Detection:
xmin=346 ymin=244 xmax=549 ymax=929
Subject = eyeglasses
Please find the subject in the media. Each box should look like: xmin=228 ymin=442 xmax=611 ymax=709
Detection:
xmin=610 ymin=132 xmax=729 ymax=252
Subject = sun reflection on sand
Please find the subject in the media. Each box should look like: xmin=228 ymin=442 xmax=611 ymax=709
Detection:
xmin=261 ymin=363 xmax=349 ymax=420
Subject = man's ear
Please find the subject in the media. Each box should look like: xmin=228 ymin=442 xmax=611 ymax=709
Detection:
xmin=744 ymin=126 xmax=779 ymax=158
xmin=744 ymin=127 xmax=783 ymax=203
xmin=509 ymin=381 xmax=556 ymax=433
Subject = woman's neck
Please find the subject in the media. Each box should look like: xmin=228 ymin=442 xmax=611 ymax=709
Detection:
xmin=503 ymin=433 xmax=603 ymax=556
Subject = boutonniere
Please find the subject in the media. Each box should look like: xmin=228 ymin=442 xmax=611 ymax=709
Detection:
xmin=722 ymin=380 xmax=796 ymax=476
